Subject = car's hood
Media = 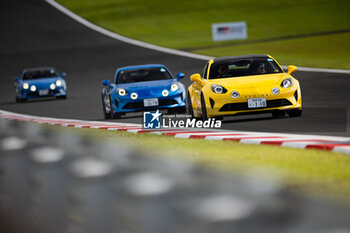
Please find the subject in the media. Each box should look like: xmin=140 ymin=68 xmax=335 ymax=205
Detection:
xmin=208 ymin=73 xmax=291 ymax=89
xmin=113 ymin=79 xmax=179 ymax=95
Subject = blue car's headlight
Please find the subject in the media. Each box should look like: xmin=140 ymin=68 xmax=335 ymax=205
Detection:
xmin=50 ymin=83 xmax=56 ymax=90
xmin=131 ymin=92 xmax=138 ymax=100
xmin=171 ymin=83 xmax=179 ymax=91
xmin=22 ymin=83 xmax=29 ymax=89
xmin=118 ymin=88 xmax=127 ymax=96
xmin=162 ymin=90 xmax=169 ymax=97
xmin=30 ymin=85 xmax=36 ymax=92
xmin=56 ymin=80 xmax=62 ymax=87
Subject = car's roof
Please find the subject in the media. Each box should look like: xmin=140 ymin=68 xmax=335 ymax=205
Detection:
xmin=23 ymin=67 xmax=56 ymax=72
xmin=117 ymin=64 xmax=167 ymax=72
xmin=213 ymin=54 xmax=269 ymax=63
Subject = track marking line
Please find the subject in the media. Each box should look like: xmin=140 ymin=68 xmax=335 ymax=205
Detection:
xmin=281 ymin=141 xmax=327 ymax=149
xmin=189 ymin=133 xmax=245 ymax=139
xmin=223 ymin=136 xmax=285 ymax=142
xmin=163 ymin=131 xmax=214 ymax=137
xmin=261 ymin=139 xmax=330 ymax=145
xmin=45 ymin=0 xmax=211 ymax=61
xmin=306 ymin=144 xmax=350 ymax=150
xmin=333 ymin=147 xmax=350 ymax=154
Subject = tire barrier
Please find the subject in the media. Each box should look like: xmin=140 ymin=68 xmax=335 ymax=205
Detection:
xmin=1 ymin=119 xmax=350 ymax=233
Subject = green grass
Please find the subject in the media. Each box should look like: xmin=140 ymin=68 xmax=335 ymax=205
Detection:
xmin=58 ymin=0 xmax=350 ymax=69
xmin=196 ymin=32 xmax=350 ymax=69
xmin=48 ymin=125 xmax=350 ymax=203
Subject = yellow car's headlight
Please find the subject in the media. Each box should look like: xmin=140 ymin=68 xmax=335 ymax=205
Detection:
xmin=281 ymin=78 xmax=293 ymax=88
xmin=211 ymin=84 xmax=227 ymax=94
xmin=231 ymin=91 xmax=240 ymax=99
xmin=271 ymin=88 xmax=280 ymax=95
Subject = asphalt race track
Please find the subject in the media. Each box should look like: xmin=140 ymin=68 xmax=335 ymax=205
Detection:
xmin=1 ymin=0 xmax=349 ymax=136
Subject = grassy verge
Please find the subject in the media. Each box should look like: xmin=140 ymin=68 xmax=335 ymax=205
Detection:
xmin=57 ymin=0 xmax=350 ymax=69
xmin=48 ymin=125 xmax=350 ymax=203
xmin=196 ymin=32 xmax=350 ymax=69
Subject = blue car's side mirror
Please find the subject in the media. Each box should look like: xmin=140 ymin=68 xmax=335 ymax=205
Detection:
xmin=61 ymin=72 xmax=67 ymax=78
xmin=102 ymin=80 xmax=111 ymax=86
xmin=177 ymin=72 xmax=185 ymax=80
xmin=14 ymin=76 xmax=19 ymax=82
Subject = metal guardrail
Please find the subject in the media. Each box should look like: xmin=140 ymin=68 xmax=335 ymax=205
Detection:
xmin=1 ymin=119 xmax=350 ymax=233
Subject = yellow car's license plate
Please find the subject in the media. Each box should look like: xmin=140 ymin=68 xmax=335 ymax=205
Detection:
xmin=248 ymin=98 xmax=267 ymax=108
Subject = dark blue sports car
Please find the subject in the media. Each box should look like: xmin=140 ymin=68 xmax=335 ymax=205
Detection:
xmin=14 ymin=67 xmax=67 ymax=102
xmin=101 ymin=64 xmax=186 ymax=119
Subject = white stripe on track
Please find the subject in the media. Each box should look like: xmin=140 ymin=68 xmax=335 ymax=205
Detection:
xmin=240 ymin=138 xmax=284 ymax=144
xmin=45 ymin=0 xmax=212 ymax=61
xmin=281 ymin=141 xmax=326 ymax=149
xmin=333 ymin=147 xmax=350 ymax=154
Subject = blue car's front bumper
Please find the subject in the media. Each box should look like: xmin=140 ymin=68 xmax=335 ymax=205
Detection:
xmin=112 ymin=91 xmax=186 ymax=113
xmin=19 ymin=87 xmax=66 ymax=99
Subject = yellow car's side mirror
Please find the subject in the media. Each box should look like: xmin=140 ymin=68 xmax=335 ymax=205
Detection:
xmin=287 ymin=65 xmax=297 ymax=74
xmin=190 ymin=73 xmax=203 ymax=84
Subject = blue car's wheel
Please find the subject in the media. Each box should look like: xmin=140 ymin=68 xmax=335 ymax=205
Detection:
xmin=102 ymin=93 xmax=113 ymax=119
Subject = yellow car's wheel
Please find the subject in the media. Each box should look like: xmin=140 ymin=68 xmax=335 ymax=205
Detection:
xmin=187 ymin=92 xmax=195 ymax=118
xmin=201 ymin=93 xmax=208 ymax=121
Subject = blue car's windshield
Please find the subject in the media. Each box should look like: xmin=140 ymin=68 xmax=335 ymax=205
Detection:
xmin=23 ymin=68 xmax=59 ymax=80
xmin=209 ymin=58 xmax=283 ymax=79
xmin=116 ymin=67 xmax=172 ymax=84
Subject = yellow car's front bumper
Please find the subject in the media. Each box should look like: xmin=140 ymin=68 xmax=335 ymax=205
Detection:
xmin=204 ymin=86 xmax=302 ymax=118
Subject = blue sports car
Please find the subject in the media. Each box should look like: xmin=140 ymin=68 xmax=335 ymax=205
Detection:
xmin=14 ymin=67 xmax=67 ymax=102
xmin=101 ymin=64 xmax=186 ymax=119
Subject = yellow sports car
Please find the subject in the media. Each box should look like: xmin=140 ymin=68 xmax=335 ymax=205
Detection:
xmin=187 ymin=54 xmax=302 ymax=120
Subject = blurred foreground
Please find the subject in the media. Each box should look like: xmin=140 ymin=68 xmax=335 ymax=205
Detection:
xmin=1 ymin=119 xmax=350 ymax=233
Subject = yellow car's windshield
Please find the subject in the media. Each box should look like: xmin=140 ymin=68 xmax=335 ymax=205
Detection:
xmin=209 ymin=58 xmax=283 ymax=79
